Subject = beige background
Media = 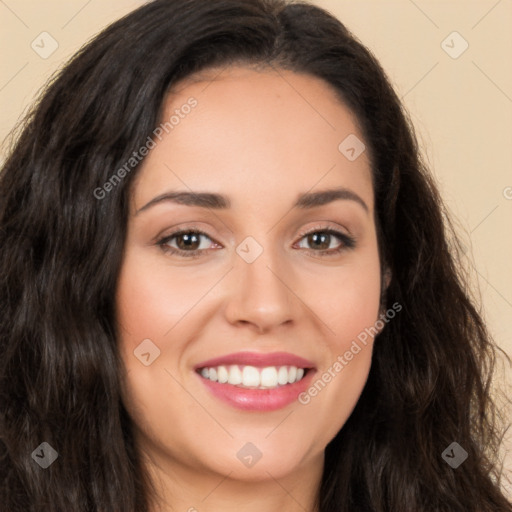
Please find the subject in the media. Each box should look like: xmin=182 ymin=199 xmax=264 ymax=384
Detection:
xmin=1 ymin=0 xmax=511 ymax=495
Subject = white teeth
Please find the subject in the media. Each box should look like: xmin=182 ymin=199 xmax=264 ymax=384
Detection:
xmin=217 ymin=365 xmax=229 ymax=383
xmin=228 ymin=365 xmax=242 ymax=385
xmin=260 ymin=367 xmax=278 ymax=387
xmin=199 ymin=365 xmax=307 ymax=389
xmin=277 ymin=366 xmax=288 ymax=385
xmin=242 ymin=366 xmax=260 ymax=387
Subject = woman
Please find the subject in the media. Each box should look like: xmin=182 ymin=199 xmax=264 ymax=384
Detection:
xmin=0 ymin=0 xmax=510 ymax=511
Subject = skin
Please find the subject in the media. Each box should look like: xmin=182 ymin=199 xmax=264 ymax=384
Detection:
xmin=116 ymin=65 xmax=384 ymax=512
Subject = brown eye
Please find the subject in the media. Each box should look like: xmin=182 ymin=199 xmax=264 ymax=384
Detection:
xmin=305 ymin=232 xmax=334 ymax=250
xmin=295 ymin=228 xmax=356 ymax=257
xmin=297 ymin=230 xmax=343 ymax=251
xmin=157 ymin=229 xmax=217 ymax=257
xmin=174 ymin=232 xmax=202 ymax=251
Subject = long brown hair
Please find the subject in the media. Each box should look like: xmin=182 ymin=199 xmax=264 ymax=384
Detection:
xmin=1 ymin=0 xmax=510 ymax=510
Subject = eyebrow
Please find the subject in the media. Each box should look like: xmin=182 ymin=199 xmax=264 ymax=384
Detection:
xmin=135 ymin=186 xmax=369 ymax=215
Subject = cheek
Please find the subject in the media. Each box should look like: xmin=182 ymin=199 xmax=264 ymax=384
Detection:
xmin=116 ymin=250 xmax=210 ymax=345
xmin=295 ymin=250 xmax=381 ymax=439
xmin=115 ymin=253 xmax=198 ymax=450
xmin=305 ymin=250 xmax=382 ymax=340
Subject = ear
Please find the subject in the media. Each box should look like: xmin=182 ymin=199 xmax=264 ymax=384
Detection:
xmin=383 ymin=267 xmax=392 ymax=289
xmin=379 ymin=267 xmax=392 ymax=315
xmin=374 ymin=268 xmax=392 ymax=336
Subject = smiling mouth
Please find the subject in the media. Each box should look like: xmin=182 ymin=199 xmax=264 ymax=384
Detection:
xmin=197 ymin=365 xmax=310 ymax=390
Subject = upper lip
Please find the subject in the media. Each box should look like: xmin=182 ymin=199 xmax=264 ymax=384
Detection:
xmin=194 ymin=351 xmax=315 ymax=370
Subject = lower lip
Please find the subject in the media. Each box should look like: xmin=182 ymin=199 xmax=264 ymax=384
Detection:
xmin=197 ymin=370 xmax=315 ymax=411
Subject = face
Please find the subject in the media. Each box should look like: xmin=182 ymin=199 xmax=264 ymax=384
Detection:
xmin=116 ymin=65 xmax=382 ymax=487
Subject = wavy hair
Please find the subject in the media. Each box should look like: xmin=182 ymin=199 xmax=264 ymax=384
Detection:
xmin=0 ymin=0 xmax=510 ymax=510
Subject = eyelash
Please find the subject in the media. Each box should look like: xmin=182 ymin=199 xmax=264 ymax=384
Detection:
xmin=156 ymin=224 xmax=356 ymax=259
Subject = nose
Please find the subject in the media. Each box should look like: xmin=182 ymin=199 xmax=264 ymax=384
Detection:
xmin=223 ymin=244 xmax=299 ymax=334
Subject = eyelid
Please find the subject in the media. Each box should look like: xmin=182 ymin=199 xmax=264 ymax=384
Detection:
xmin=152 ymin=222 xmax=218 ymax=243
xmin=157 ymin=228 xmax=219 ymax=253
xmin=295 ymin=222 xmax=353 ymax=240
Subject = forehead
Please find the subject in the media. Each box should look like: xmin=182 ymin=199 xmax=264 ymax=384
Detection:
xmin=131 ymin=65 xmax=373 ymax=214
